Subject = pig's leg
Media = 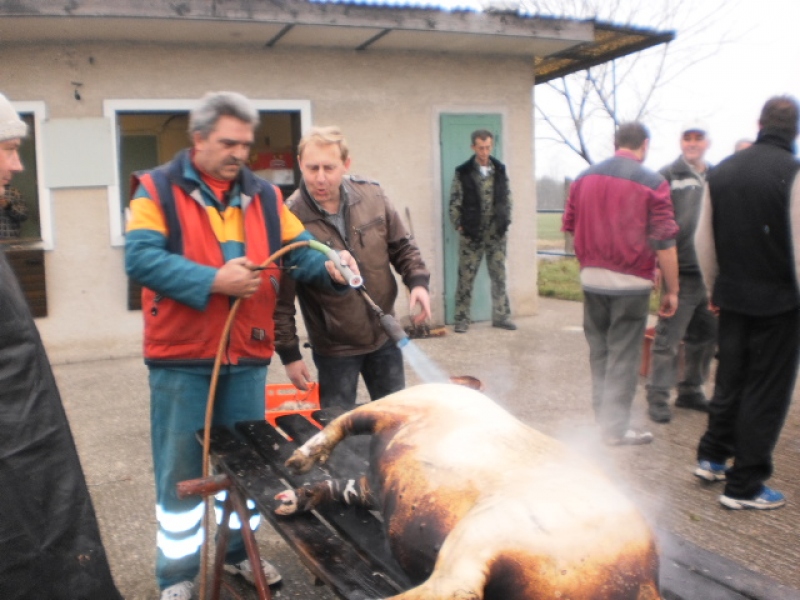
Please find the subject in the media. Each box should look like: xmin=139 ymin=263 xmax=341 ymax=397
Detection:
xmin=274 ymin=474 xmax=376 ymax=515
xmin=284 ymin=400 xmax=409 ymax=473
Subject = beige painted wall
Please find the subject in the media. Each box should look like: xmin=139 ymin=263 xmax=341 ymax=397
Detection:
xmin=1 ymin=42 xmax=538 ymax=362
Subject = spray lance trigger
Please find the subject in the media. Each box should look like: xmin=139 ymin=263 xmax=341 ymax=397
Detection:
xmin=308 ymin=240 xmax=363 ymax=288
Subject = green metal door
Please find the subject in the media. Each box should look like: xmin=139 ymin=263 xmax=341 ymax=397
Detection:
xmin=440 ymin=113 xmax=503 ymax=324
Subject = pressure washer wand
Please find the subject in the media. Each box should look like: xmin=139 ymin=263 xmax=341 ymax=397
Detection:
xmin=360 ymin=289 xmax=410 ymax=349
xmin=308 ymin=240 xmax=409 ymax=348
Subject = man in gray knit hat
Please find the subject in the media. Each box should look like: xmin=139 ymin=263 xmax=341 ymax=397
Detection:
xmin=0 ymin=92 xmax=122 ymax=598
xmin=0 ymin=92 xmax=26 ymax=189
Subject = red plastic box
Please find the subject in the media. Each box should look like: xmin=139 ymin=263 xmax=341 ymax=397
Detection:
xmin=265 ymin=382 xmax=321 ymax=428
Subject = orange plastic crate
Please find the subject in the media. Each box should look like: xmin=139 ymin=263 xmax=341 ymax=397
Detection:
xmin=265 ymin=382 xmax=321 ymax=428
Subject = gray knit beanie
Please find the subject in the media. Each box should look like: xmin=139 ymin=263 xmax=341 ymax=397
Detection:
xmin=0 ymin=93 xmax=28 ymax=142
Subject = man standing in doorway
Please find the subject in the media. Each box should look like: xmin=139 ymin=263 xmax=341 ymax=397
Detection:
xmin=693 ymin=96 xmax=800 ymax=510
xmin=126 ymin=92 xmax=357 ymax=600
xmin=646 ymin=120 xmax=718 ymax=423
xmin=274 ymin=126 xmax=431 ymax=410
xmin=449 ymin=129 xmax=515 ymax=333
xmin=563 ymin=122 xmax=679 ymax=446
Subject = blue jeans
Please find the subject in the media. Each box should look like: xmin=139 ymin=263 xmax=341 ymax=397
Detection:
xmin=313 ymin=339 xmax=404 ymax=410
xmin=150 ymin=366 xmax=266 ymax=589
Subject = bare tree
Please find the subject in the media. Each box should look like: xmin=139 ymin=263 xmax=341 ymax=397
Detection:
xmin=525 ymin=0 xmax=740 ymax=165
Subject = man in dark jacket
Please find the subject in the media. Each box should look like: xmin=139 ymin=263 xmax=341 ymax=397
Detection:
xmin=449 ymin=129 xmax=515 ymax=333
xmin=274 ymin=126 xmax=431 ymax=410
xmin=563 ymin=122 xmax=679 ymax=446
xmin=646 ymin=120 xmax=718 ymax=423
xmin=693 ymin=95 xmax=800 ymax=510
xmin=0 ymin=91 xmax=122 ymax=600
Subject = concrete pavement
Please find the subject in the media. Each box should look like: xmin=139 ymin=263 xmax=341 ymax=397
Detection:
xmin=52 ymin=297 xmax=800 ymax=599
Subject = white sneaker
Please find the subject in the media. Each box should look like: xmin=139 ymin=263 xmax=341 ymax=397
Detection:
xmin=224 ymin=558 xmax=282 ymax=586
xmin=160 ymin=580 xmax=194 ymax=600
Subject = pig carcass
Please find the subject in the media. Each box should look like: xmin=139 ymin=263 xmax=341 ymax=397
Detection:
xmin=275 ymin=383 xmax=660 ymax=600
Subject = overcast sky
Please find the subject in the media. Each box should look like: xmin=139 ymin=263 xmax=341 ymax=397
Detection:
xmin=534 ymin=0 xmax=800 ymax=180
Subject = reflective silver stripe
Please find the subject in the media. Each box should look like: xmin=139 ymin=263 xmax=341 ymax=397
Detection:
xmin=214 ymin=506 xmax=261 ymax=530
xmin=156 ymin=503 xmax=204 ymax=533
xmin=157 ymin=528 xmax=204 ymax=559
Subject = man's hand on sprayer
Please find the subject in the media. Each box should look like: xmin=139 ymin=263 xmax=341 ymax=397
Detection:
xmin=409 ymin=286 xmax=432 ymax=325
xmin=285 ymin=360 xmax=313 ymax=391
xmin=211 ymin=257 xmax=262 ymax=298
xmin=325 ymin=250 xmax=360 ymax=285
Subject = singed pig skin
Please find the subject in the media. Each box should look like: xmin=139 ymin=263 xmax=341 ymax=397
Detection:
xmin=279 ymin=383 xmax=661 ymax=600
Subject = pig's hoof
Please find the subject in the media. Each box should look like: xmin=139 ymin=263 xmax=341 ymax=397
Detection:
xmin=274 ymin=490 xmax=299 ymax=515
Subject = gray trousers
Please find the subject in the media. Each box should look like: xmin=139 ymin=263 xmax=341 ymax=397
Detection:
xmin=583 ymin=291 xmax=650 ymax=438
xmin=646 ymin=274 xmax=717 ymax=402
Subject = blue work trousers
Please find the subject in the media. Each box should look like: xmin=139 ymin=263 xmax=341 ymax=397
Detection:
xmin=150 ymin=366 xmax=266 ymax=590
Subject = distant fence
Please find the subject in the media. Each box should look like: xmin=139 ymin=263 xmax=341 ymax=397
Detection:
xmin=536 ymin=209 xmax=574 ymax=257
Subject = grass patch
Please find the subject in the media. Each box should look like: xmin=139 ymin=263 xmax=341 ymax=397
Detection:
xmin=537 ymin=257 xmax=583 ymax=302
xmin=537 ymin=212 xmax=564 ymax=243
xmin=537 ymin=257 xmax=661 ymax=313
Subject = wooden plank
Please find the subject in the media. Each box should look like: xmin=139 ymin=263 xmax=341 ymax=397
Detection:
xmin=207 ymin=427 xmax=406 ymax=600
xmin=237 ymin=420 xmax=413 ymax=589
xmin=659 ymin=531 xmax=800 ymax=600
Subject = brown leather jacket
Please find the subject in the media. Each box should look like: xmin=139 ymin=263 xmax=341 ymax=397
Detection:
xmin=274 ymin=176 xmax=430 ymax=360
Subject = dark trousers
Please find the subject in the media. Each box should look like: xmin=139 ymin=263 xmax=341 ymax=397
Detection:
xmin=313 ymin=339 xmax=405 ymax=410
xmin=647 ymin=274 xmax=717 ymax=401
xmin=697 ymin=308 xmax=800 ymax=499
xmin=583 ymin=291 xmax=651 ymax=438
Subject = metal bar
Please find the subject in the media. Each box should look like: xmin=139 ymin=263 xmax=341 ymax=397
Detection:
xmin=211 ymin=495 xmax=234 ymax=600
xmin=356 ymin=29 xmax=391 ymax=51
xmin=265 ymin=24 xmax=293 ymax=48
xmin=229 ymin=488 xmax=271 ymax=600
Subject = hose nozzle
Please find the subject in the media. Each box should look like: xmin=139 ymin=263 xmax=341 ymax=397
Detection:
xmin=309 ymin=240 xmax=363 ymax=288
xmin=380 ymin=314 xmax=410 ymax=348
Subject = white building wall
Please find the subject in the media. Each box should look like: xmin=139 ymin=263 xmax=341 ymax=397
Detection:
xmin=1 ymin=42 xmax=538 ymax=362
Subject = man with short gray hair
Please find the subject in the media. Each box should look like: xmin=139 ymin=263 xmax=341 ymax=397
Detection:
xmin=126 ymin=92 xmax=358 ymax=600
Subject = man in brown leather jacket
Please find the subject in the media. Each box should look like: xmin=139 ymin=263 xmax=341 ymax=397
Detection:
xmin=274 ymin=126 xmax=431 ymax=409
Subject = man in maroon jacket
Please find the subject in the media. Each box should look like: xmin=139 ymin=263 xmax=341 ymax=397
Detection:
xmin=563 ymin=122 xmax=679 ymax=446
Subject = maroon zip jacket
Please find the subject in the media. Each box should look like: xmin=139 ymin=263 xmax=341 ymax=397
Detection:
xmin=562 ymin=149 xmax=677 ymax=281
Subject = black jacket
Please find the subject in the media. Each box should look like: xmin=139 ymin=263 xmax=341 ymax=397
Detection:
xmin=454 ymin=156 xmax=511 ymax=239
xmin=707 ymin=128 xmax=800 ymax=315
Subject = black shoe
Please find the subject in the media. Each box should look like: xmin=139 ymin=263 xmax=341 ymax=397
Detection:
xmin=492 ymin=319 xmax=517 ymax=330
xmin=454 ymin=319 xmax=469 ymax=333
xmin=675 ymin=392 xmax=710 ymax=412
xmin=647 ymin=400 xmax=672 ymax=424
